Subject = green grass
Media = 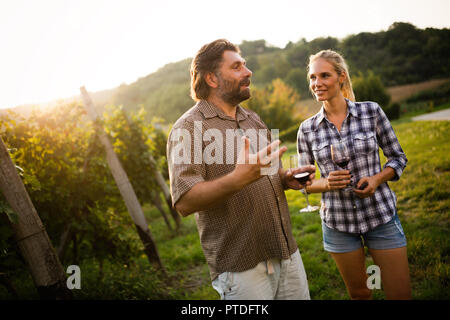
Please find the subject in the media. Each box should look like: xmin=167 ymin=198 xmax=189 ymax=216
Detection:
xmin=1 ymin=119 xmax=448 ymax=300
xmin=399 ymin=101 xmax=450 ymax=119
xmin=148 ymin=118 xmax=448 ymax=300
xmin=384 ymin=120 xmax=450 ymax=299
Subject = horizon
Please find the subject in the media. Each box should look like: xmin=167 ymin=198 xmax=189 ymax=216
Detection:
xmin=1 ymin=0 xmax=449 ymax=110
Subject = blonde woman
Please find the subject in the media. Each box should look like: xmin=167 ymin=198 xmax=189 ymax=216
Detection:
xmin=297 ymin=50 xmax=411 ymax=299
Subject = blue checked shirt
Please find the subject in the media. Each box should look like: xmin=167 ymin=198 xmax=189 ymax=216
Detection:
xmin=297 ymin=99 xmax=407 ymax=234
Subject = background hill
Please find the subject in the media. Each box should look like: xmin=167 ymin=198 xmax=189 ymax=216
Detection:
xmin=4 ymin=22 xmax=449 ymax=124
xmin=96 ymin=22 xmax=449 ymax=123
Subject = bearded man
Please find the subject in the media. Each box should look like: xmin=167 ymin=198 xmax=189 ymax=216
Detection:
xmin=167 ymin=39 xmax=314 ymax=300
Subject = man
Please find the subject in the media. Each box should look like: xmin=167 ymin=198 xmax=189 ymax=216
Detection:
xmin=167 ymin=39 xmax=315 ymax=300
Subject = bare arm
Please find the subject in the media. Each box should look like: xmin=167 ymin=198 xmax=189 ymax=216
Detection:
xmin=303 ymin=167 xmax=395 ymax=197
xmin=305 ymin=178 xmax=329 ymax=193
xmin=305 ymin=170 xmax=351 ymax=193
xmin=353 ymin=167 xmax=395 ymax=198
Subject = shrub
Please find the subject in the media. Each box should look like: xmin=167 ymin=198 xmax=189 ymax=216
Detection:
xmin=353 ymin=71 xmax=391 ymax=107
xmin=405 ymin=82 xmax=450 ymax=106
xmin=383 ymin=102 xmax=401 ymax=120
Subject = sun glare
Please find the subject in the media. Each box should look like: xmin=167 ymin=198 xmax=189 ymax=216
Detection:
xmin=0 ymin=0 xmax=449 ymax=109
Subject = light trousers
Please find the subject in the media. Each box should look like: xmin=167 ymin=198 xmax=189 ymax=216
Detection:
xmin=212 ymin=249 xmax=310 ymax=300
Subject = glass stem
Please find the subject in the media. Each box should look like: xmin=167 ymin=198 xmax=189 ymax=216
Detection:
xmin=303 ymin=188 xmax=311 ymax=206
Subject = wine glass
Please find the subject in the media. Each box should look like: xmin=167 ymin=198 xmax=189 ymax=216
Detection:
xmin=290 ymin=154 xmax=319 ymax=213
xmin=330 ymin=141 xmax=352 ymax=189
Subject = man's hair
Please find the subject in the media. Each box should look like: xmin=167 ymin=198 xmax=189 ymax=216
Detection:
xmin=190 ymin=39 xmax=240 ymax=101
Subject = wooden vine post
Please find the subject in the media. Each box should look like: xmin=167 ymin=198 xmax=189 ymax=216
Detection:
xmin=79 ymin=87 xmax=165 ymax=273
xmin=149 ymin=154 xmax=181 ymax=229
xmin=0 ymin=137 xmax=72 ymax=299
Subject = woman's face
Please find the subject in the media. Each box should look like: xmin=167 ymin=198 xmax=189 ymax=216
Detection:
xmin=308 ymin=58 xmax=344 ymax=102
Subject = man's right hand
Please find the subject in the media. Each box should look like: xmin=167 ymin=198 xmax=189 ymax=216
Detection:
xmin=175 ymin=136 xmax=287 ymax=216
xmin=231 ymin=136 xmax=287 ymax=188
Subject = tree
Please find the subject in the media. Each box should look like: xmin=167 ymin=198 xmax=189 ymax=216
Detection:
xmin=352 ymin=71 xmax=391 ymax=107
xmin=239 ymin=39 xmax=280 ymax=56
xmin=286 ymin=38 xmax=309 ymax=68
xmin=286 ymin=68 xmax=309 ymax=95
xmin=255 ymin=64 xmax=277 ymax=84
xmin=243 ymin=79 xmax=300 ymax=133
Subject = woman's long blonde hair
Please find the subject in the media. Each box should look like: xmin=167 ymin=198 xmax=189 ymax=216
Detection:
xmin=308 ymin=50 xmax=355 ymax=102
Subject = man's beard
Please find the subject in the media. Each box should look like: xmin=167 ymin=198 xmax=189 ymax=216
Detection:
xmin=217 ymin=77 xmax=251 ymax=106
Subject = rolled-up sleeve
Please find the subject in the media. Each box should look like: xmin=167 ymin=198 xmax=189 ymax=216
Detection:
xmin=375 ymin=104 xmax=407 ymax=181
xmin=167 ymin=119 xmax=206 ymax=206
xmin=297 ymin=123 xmax=314 ymax=165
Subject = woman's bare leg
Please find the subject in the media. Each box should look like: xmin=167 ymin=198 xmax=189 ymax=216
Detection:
xmin=330 ymin=248 xmax=372 ymax=300
xmin=368 ymin=247 xmax=411 ymax=300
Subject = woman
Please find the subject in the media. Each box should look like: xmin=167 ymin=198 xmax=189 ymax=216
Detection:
xmin=297 ymin=50 xmax=411 ymax=299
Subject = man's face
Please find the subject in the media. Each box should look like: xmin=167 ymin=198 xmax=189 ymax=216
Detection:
xmin=215 ymin=50 xmax=252 ymax=106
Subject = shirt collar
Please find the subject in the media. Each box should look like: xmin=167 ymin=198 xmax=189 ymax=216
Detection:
xmin=346 ymin=99 xmax=359 ymax=118
xmin=313 ymin=98 xmax=358 ymax=129
xmin=314 ymin=106 xmax=326 ymax=128
xmin=197 ymin=100 xmax=249 ymax=121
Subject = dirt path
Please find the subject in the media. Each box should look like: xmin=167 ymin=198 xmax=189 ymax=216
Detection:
xmin=388 ymin=78 xmax=450 ymax=103
xmin=411 ymin=109 xmax=450 ymax=121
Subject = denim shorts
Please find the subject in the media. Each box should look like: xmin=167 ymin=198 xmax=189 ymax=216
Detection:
xmin=322 ymin=213 xmax=407 ymax=253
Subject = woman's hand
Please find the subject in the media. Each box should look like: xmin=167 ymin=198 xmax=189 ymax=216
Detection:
xmin=353 ymin=176 xmax=380 ymax=198
xmin=326 ymin=170 xmax=351 ymax=191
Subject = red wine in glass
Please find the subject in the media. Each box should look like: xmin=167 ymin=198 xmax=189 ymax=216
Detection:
xmin=335 ymin=158 xmax=349 ymax=169
xmin=289 ymin=154 xmax=319 ymax=213
xmin=294 ymin=172 xmax=310 ymax=184
xmin=331 ymin=142 xmax=352 ymax=188
xmin=331 ymin=142 xmax=350 ymax=168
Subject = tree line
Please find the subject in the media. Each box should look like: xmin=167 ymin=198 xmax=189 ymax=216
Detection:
xmin=99 ymin=22 xmax=449 ymax=123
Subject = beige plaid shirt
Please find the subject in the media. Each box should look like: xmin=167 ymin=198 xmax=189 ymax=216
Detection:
xmin=167 ymin=100 xmax=297 ymax=280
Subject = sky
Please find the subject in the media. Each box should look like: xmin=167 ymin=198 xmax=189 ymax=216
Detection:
xmin=0 ymin=0 xmax=449 ymax=109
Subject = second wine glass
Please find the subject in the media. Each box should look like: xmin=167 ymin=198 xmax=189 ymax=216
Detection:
xmin=330 ymin=141 xmax=352 ymax=189
xmin=290 ymin=154 xmax=319 ymax=213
